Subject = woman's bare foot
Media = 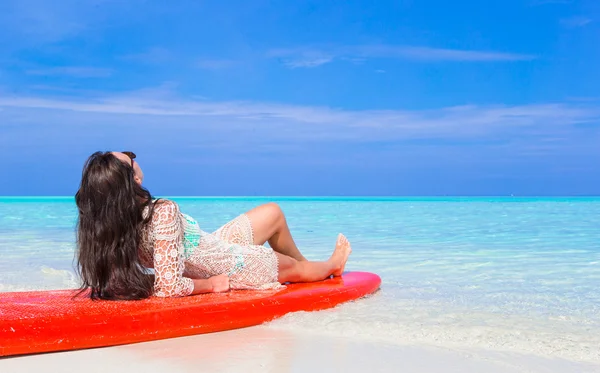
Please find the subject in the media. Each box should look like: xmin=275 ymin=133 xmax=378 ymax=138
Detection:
xmin=330 ymin=233 xmax=352 ymax=277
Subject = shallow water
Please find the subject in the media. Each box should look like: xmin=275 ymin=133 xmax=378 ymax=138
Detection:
xmin=1 ymin=197 xmax=599 ymax=363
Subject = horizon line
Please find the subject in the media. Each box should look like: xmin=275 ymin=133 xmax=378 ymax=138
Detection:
xmin=1 ymin=195 xmax=599 ymax=199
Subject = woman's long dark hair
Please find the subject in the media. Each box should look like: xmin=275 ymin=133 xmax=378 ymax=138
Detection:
xmin=75 ymin=151 xmax=157 ymax=300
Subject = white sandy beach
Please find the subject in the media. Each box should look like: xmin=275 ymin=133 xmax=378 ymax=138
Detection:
xmin=2 ymin=326 xmax=599 ymax=373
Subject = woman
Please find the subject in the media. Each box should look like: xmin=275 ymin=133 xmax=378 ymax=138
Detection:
xmin=75 ymin=151 xmax=352 ymax=300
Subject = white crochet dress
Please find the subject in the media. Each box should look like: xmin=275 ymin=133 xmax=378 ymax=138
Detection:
xmin=138 ymin=200 xmax=281 ymax=297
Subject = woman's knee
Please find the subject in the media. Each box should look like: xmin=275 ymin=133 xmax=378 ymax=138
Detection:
xmin=263 ymin=202 xmax=284 ymax=220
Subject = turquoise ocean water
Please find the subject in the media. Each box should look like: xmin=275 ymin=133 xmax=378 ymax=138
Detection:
xmin=1 ymin=197 xmax=599 ymax=363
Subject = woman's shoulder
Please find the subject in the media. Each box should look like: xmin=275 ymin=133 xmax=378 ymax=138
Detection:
xmin=151 ymin=199 xmax=181 ymax=216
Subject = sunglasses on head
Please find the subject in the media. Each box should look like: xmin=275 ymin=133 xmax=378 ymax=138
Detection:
xmin=122 ymin=151 xmax=136 ymax=167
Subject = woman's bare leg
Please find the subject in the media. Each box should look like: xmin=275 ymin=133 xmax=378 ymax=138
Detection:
xmin=245 ymin=203 xmax=308 ymax=261
xmin=277 ymin=234 xmax=352 ymax=283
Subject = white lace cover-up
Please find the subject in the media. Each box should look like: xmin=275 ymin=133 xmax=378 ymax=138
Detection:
xmin=138 ymin=200 xmax=281 ymax=297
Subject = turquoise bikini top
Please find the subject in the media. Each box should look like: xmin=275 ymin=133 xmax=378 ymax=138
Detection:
xmin=181 ymin=213 xmax=201 ymax=258
xmin=179 ymin=213 xmax=245 ymax=276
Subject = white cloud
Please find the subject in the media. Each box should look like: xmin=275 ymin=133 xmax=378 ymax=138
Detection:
xmin=0 ymin=89 xmax=597 ymax=144
xmin=0 ymin=88 xmax=597 ymax=180
xmin=355 ymin=45 xmax=535 ymax=62
xmin=268 ymin=45 xmax=535 ymax=68
xmin=560 ymin=16 xmax=592 ymax=28
xmin=283 ymin=57 xmax=333 ymax=68
xmin=268 ymin=49 xmax=334 ymax=68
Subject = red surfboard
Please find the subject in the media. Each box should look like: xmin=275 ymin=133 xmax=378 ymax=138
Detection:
xmin=0 ymin=271 xmax=380 ymax=357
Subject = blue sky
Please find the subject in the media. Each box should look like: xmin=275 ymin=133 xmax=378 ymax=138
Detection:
xmin=0 ymin=0 xmax=598 ymax=196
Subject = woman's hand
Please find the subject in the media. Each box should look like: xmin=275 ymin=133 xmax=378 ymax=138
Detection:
xmin=191 ymin=274 xmax=230 ymax=294
xmin=208 ymin=274 xmax=230 ymax=293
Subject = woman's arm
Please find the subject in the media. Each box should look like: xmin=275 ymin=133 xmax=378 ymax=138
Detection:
xmin=151 ymin=201 xmax=195 ymax=297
